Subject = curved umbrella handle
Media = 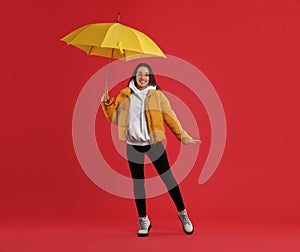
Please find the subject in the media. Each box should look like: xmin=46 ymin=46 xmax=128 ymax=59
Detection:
xmin=117 ymin=41 xmax=124 ymax=54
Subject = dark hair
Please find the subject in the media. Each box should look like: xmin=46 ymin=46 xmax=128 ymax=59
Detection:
xmin=128 ymin=63 xmax=160 ymax=89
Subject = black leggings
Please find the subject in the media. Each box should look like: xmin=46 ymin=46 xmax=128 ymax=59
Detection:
xmin=126 ymin=142 xmax=185 ymax=217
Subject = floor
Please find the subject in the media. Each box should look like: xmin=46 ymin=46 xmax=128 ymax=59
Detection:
xmin=1 ymin=218 xmax=299 ymax=252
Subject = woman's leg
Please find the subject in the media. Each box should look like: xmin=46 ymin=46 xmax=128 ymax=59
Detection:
xmin=147 ymin=142 xmax=185 ymax=212
xmin=126 ymin=144 xmax=149 ymax=217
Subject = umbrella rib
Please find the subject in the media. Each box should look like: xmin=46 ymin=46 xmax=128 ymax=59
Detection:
xmin=131 ymin=30 xmax=144 ymax=54
xmin=130 ymin=29 xmax=165 ymax=57
xmin=88 ymin=46 xmax=94 ymax=55
xmin=129 ymin=29 xmax=158 ymax=57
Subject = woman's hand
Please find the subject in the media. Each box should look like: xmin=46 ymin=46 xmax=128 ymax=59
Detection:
xmin=101 ymin=93 xmax=110 ymax=103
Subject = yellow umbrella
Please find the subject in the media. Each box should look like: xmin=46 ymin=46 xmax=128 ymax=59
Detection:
xmin=61 ymin=13 xmax=166 ymax=92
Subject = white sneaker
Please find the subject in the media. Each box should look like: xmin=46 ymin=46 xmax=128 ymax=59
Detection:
xmin=178 ymin=210 xmax=194 ymax=235
xmin=137 ymin=215 xmax=152 ymax=237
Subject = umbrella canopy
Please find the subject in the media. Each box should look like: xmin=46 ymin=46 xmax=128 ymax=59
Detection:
xmin=61 ymin=22 xmax=166 ymax=60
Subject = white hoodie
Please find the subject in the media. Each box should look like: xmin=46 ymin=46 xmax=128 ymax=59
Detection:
xmin=127 ymin=80 xmax=156 ymax=146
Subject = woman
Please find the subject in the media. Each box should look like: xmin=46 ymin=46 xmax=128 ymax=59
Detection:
xmin=101 ymin=63 xmax=200 ymax=237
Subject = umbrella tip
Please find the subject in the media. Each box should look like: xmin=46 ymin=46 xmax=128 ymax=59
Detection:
xmin=117 ymin=11 xmax=120 ymax=23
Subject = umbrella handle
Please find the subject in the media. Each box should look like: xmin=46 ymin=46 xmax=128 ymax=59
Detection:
xmin=105 ymin=82 xmax=109 ymax=95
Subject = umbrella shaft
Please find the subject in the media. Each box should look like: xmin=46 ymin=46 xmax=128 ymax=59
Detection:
xmin=105 ymin=49 xmax=115 ymax=94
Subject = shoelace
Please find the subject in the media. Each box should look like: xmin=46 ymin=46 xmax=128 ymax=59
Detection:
xmin=180 ymin=214 xmax=191 ymax=225
xmin=138 ymin=218 xmax=147 ymax=230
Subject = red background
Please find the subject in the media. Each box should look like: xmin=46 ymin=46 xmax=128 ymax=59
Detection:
xmin=1 ymin=0 xmax=300 ymax=251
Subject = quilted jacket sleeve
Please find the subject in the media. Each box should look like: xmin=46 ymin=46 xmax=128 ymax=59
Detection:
xmin=101 ymin=97 xmax=117 ymax=124
xmin=159 ymin=92 xmax=193 ymax=144
xmin=101 ymin=88 xmax=130 ymax=124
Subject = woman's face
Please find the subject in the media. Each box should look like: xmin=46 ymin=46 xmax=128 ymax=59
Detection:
xmin=135 ymin=66 xmax=150 ymax=90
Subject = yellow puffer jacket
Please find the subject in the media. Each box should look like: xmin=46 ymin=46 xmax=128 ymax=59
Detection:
xmin=101 ymin=87 xmax=192 ymax=144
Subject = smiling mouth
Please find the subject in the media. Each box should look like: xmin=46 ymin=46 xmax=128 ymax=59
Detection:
xmin=139 ymin=80 xmax=148 ymax=84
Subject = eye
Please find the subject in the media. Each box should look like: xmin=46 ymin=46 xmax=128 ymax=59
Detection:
xmin=137 ymin=72 xmax=149 ymax=77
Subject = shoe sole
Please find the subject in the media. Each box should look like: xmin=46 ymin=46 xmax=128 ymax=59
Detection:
xmin=178 ymin=216 xmax=194 ymax=235
xmin=184 ymin=229 xmax=194 ymax=235
xmin=138 ymin=224 xmax=152 ymax=237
